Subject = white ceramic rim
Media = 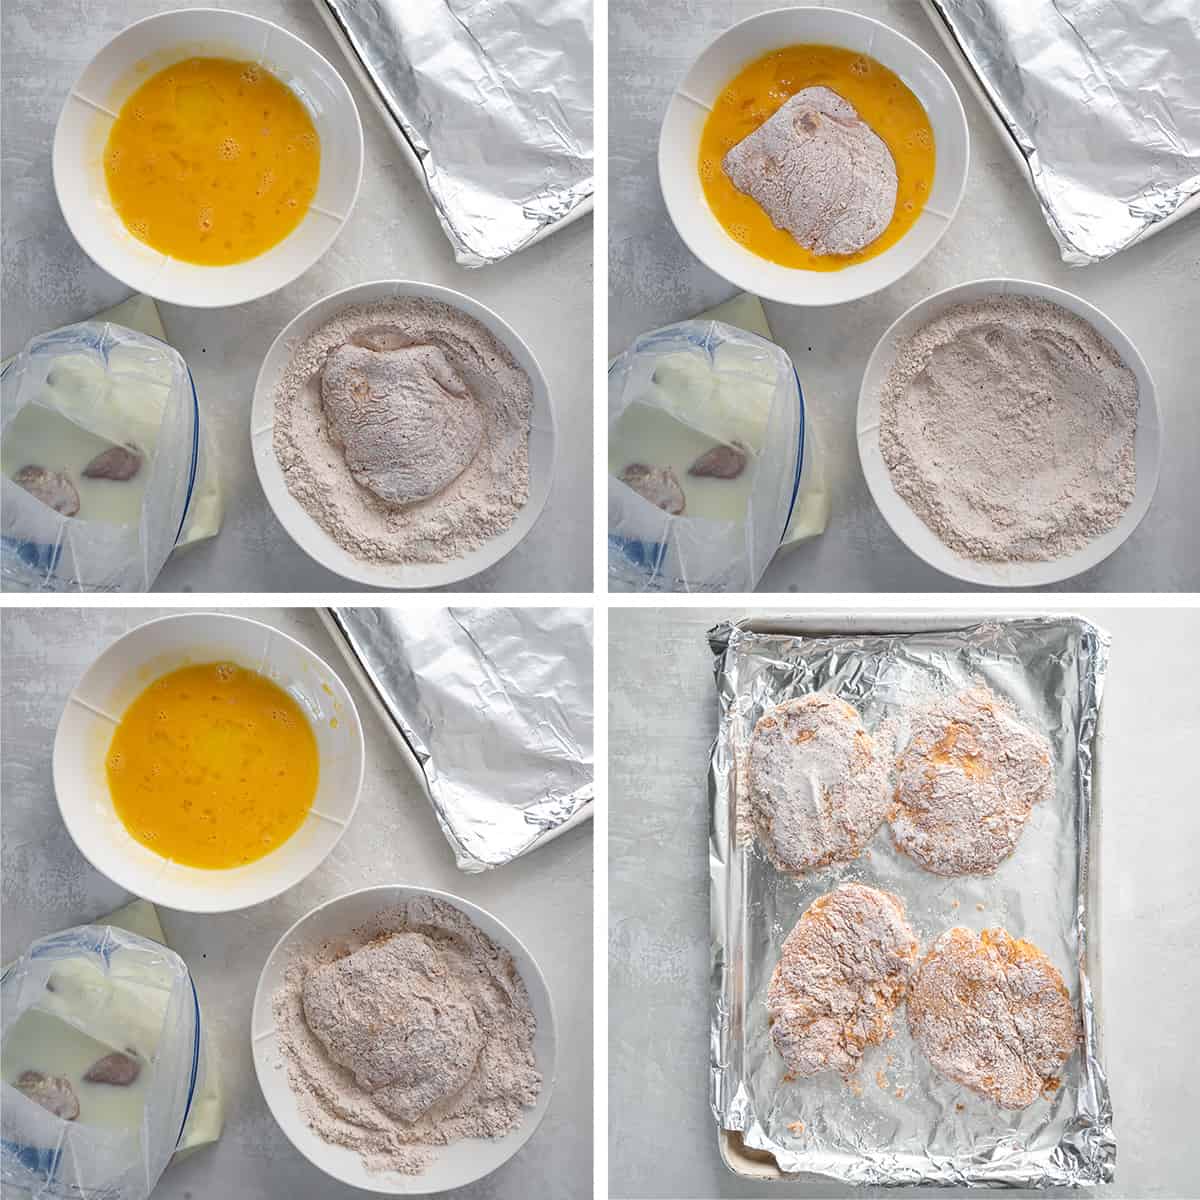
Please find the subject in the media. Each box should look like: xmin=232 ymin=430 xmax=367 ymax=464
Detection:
xmin=658 ymin=5 xmax=970 ymax=307
xmin=250 ymin=884 xmax=558 ymax=1194
xmin=51 ymin=612 xmax=365 ymax=912
xmin=856 ymin=277 xmax=1162 ymax=587
xmin=51 ymin=7 xmax=364 ymax=309
xmin=250 ymin=279 xmax=557 ymax=590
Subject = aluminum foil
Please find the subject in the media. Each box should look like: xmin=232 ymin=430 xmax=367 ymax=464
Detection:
xmin=314 ymin=0 xmax=594 ymax=266
xmin=322 ymin=607 xmax=593 ymax=872
xmin=707 ymin=615 xmax=1114 ymax=1186
xmin=922 ymin=0 xmax=1200 ymax=263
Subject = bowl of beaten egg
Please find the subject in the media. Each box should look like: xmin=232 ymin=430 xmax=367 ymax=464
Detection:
xmin=53 ymin=612 xmax=365 ymax=912
xmin=659 ymin=7 xmax=969 ymax=306
xmin=52 ymin=9 xmax=363 ymax=308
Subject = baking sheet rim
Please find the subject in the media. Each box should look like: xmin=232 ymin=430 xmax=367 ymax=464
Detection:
xmin=915 ymin=0 xmax=1200 ymax=259
xmin=309 ymin=0 xmax=594 ymax=263
xmin=316 ymin=609 xmax=594 ymax=866
xmin=709 ymin=609 xmax=1106 ymax=1184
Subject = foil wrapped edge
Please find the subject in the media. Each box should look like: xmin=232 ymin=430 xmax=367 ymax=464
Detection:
xmin=314 ymin=0 xmax=594 ymax=266
xmin=922 ymin=0 xmax=1200 ymax=264
xmin=706 ymin=616 xmax=1116 ymax=1187
xmin=323 ymin=608 xmax=593 ymax=873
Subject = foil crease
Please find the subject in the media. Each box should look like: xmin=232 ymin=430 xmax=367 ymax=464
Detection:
xmin=707 ymin=615 xmax=1114 ymax=1186
xmin=315 ymin=0 xmax=593 ymax=266
xmin=923 ymin=0 xmax=1200 ymax=263
xmin=324 ymin=607 xmax=593 ymax=872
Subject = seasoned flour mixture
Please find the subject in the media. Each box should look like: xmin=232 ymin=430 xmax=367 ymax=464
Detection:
xmin=878 ymin=295 xmax=1138 ymax=563
xmin=272 ymin=299 xmax=531 ymax=565
xmin=272 ymin=896 xmax=540 ymax=1175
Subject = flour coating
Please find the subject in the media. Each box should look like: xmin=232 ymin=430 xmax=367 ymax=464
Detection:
xmin=768 ymin=883 xmax=918 ymax=1078
xmin=320 ymin=342 xmax=484 ymax=507
xmin=748 ymin=693 xmax=890 ymax=875
xmin=723 ymin=87 xmax=897 ymax=256
xmin=301 ymin=932 xmax=485 ymax=1124
xmin=890 ymin=686 xmax=1053 ymax=875
xmin=907 ymin=926 xmax=1078 ymax=1109
xmin=272 ymin=299 xmax=531 ymax=566
xmin=272 ymin=896 xmax=540 ymax=1176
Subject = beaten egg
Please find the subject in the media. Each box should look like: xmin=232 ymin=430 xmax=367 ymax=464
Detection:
xmin=104 ymin=56 xmax=320 ymax=265
xmin=699 ymin=45 xmax=935 ymax=270
xmin=106 ymin=662 xmax=318 ymax=869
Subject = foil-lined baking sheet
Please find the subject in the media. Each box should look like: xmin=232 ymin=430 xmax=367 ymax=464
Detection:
xmin=322 ymin=608 xmax=593 ymax=872
xmin=922 ymin=0 xmax=1200 ymax=263
xmin=313 ymin=0 xmax=594 ymax=266
xmin=708 ymin=615 xmax=1114 ymax=1186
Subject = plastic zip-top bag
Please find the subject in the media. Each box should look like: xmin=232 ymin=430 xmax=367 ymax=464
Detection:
xmin=1 ymin=925 xmax=210 ymax=1199
xmin=1 ymin=322 xmax=201 ymax=592
xmin=608 ymin=320 xmax=807 ymax=592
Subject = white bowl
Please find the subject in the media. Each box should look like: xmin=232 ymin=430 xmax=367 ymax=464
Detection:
xmin=52 ymin=8 xmax=363 ymax=308
xmin=857 ymin=278 xmax=1162 ymax=587
xmin=52 ymin=612 xmax=365 ymax=912
xmin=659 ymin=6 xmax=969 ymax=306
xmin=251 ymin=280 xmax=557 ymax=589
xmin=251 ymin=884 xmax=558 ymax=1194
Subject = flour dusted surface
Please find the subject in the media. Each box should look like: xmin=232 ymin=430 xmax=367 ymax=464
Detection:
xmin=878 ymin=295 xmax=1138 ymax=563
xmin=272 ymin=896 xmax=541 ymax=1176
xmin=301 ymin=932 xmax=486 ymax=1124
xmin=768 ymin=883 xmax=918 ymax=1078
xmin=907 ymin=926 xmax=1078 ymax=1109
xmin=890 ymin=686 xmax=1054 ymax=876
xmin=748 ymin=693 xmax=891 ymax=875
xmin=272 ymin=299 xmax=531 ymax=565
xmin=320 ymin=341 xmax=484 ymax=507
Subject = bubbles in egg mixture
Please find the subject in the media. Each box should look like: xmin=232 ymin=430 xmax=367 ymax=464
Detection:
xmin=106 ymin=661 xmax=318 ymax=869
xmin=104 ymin=56 xmax=320 ymax=264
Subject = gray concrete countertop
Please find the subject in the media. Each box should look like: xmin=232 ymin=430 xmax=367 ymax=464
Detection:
xmin=609 ymin=605 xmax=1200 ymax=1198
xmin=1 ymin=606 xmax=593 ymax=1200
xmin=609 ymin=0 xmax=1200 ymax=592
xmin=2 ymin=1 xmax=592 ymax=593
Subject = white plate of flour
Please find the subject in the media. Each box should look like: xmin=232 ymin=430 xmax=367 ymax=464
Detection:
xmin=857 ymin=278 xmax=1161 ymax=587
xmin=251 ymin=280 xmax=555 ymax=589
xmin=251 ymin=885 xmax=557 ymax=1193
